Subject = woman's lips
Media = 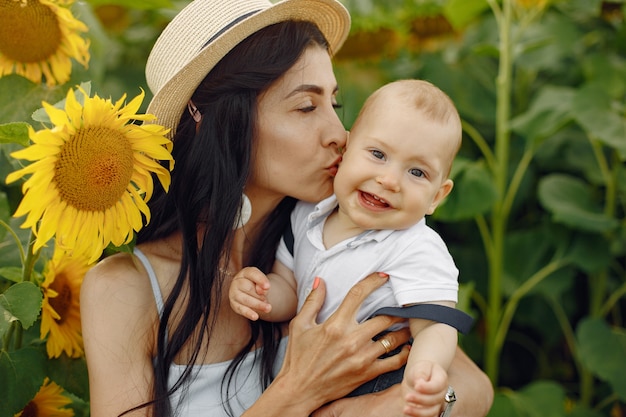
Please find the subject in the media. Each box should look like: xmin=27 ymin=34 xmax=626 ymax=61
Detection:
xmin=328 ymin=156 xmax=342 ymax=177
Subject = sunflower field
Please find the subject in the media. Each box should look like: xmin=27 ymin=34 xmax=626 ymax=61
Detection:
xmin=0 ymin=1 xmax=624 ymax=417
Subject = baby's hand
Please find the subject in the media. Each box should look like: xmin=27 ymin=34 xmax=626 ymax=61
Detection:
xmin=401 ymin=360 xmax=448 ymax=417
xmin=229 ymin=267 xmax=272 ymax=321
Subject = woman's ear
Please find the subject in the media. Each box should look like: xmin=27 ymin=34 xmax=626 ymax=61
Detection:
xmin=427 ymin=179 xmax=454 ymax=215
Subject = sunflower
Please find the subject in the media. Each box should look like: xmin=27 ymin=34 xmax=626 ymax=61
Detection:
xmin=40 ymin=251 xmax=90 ymax=358
xmin=6 ymin=87 xmax=173 ymax=262
xmin=0 ymin=0 xmax=90 ymax=86
xmin=14 ymin=378 xmax=73 ymax=417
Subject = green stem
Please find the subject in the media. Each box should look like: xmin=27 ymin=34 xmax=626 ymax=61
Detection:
xmin=594 ymin=393 xmax=618 ymax=412
xmin=589 ymin=140 xmax=615 ymax=217
xmin=546 ymin=296 xmax=583 ymax=381
xmin=580 ymin=370 xmax=594 ymax=407
xmin=547 ymin=295 xmax=594 ymax=407
xmin=484 ymin=0 xmax=514 ymax=384
xmin=11 ymin=231 xmax=40 ymax=351
xmin=501 ymin=146 xmax=534 ymax=224
xmin=0 ymin=219 xmax=26 ymax=265
xmin=587 ymin=142 xmax=615 ymax=318
xmin=461 ymin=120 xmax=497 ymax=174
xmin=600 ymin=280 xmax=626 ymax=317
xmin=2 ymin=322 xmax=16 ymax=352
xmin=494 ymin=258 xmax=568 ymax=353
xmin=471 ymin=288 xmax=489 ymax=320
xmin=22 ymin=231 xmax=40 ymax=284
xmin=475 ymin=215 xmax=494 ymax=262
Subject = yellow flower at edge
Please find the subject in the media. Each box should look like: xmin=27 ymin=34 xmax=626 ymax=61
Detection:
xmin=40 ymin=251 xmax=91 ymax=358
xmin=0 ymin=0 xmax=90 ymax=86
xmin=514 ymin=0 xmax=548 ymax=11
xmin=14 ymin=378 xmax=73 ymax=417
xmin=6 ymin=87 xmax=173 ymax=263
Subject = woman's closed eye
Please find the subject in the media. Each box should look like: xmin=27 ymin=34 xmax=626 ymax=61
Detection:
xmin=298 ymin=102 xmax=342 ymax=113
xmin=299 ymin=105 xmax=316 ymax=113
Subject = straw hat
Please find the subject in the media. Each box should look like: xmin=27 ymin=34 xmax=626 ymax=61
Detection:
xmin=146 ymin=0 xmax=350 ymax=138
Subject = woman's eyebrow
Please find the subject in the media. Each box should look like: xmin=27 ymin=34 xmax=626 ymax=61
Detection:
xmin=286 ymin=84 xmax=339 ymax=98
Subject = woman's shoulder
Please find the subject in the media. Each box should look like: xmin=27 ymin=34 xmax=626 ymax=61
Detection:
xmin=81 ymin=250 xmax=156 ymax=319
xmin=83 ymin=250 xmax=146 ymax=289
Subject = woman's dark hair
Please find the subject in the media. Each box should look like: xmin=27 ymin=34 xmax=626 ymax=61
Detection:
xmin=133 ymin=20 xmax=331 ymax=417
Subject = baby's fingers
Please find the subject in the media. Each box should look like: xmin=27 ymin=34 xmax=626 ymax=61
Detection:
xmin=230 ymin=292 xmax=271 ymax=321
xmin=237 ymin=267 xmax=271 ymax=295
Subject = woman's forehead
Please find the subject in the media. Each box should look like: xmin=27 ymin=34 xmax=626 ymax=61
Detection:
xmin=267 ymin=46 xmax=337 ymax=99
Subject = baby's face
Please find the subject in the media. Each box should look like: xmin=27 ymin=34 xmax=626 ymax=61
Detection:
xmin=333 ymin=101 xmax=456 ymax=231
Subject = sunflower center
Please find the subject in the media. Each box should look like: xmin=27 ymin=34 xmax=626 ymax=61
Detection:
xmin=49 ymin=273 xmax=72 ymax=325
xmin=54 ymin=126 xmax=134 ymax=212
xmin=20 ymin=400 xmax=38 ymax=417
xmin=0 ymin=0 xmax=63 ymax=63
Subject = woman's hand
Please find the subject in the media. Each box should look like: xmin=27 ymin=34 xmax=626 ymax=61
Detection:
xmin=313 ymin=385 xmax=405 ymax=417
xmin=244 ymin=273 xmax=410 ymax=417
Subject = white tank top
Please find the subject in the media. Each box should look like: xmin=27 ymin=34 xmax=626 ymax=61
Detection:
xmin=134 ymin=248 xmax=287 ymax=417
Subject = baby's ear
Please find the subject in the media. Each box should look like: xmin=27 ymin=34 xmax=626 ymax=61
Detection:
xmin=427 ymin=179 xmax=454 ymax=215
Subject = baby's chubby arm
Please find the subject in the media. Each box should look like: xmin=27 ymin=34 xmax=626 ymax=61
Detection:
xmin=229 ymin=261 xmax=298 ymax=322
xmin=402 ymin=301 xmax=458 ymax=417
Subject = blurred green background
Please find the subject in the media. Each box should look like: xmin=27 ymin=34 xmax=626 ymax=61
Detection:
xmin=1 ymin=1 xmax=625 ymax=416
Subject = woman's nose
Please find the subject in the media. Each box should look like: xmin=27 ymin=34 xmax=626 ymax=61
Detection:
xmin=322 ymin=113 xmax=347 ymax=150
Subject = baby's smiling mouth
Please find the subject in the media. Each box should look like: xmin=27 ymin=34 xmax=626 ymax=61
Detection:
xmin=360 ymin=191 xmax=390 ymax=208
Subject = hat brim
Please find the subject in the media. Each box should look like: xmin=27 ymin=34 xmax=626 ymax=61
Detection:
xmin=146 ymin=0 xmax=350 ymax=138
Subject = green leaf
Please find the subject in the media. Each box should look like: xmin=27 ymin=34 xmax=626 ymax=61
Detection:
xmin=566 ymin=405 xmax=605 ymax=417
xmin=565 ymin=233 xmax=613 ymax=273
xmin=435 ymin=159 xmax=497 ymax=221
xmin=576 ymin=318 xmax=626 ymax=401
xmin=510 ymin=86 xmax=574 ymax=143
xmin=516 ymin=13 xmax=584 ymax=73
xmin=442 ymin=0 xmax=490 ymax=29
xmin=517 ymin=381 xmax=567 ymax=416
xmin=538 ymin=174 xmax=618 ymax=233
xmin=0 ymin=75 xmax=65 ymax=125
xmin=0 ymin=282 xmax=43 ymax=333
xmin=46 ymin=356 xmax=90 ymax=401
xmin=488 ymin=380 xmax=567 ymax=417
xmin=31 ymin=82 xmax=91 ymax=124
xmin=0 ymin=348 xmax=48 ymax=417
xmin=0 ymin=267 xmax=24 ymax=284
xmin=0 ymin=123 xmax=30 ymax=146
xmin=582 ymin=53 xmax=626 ymax=99
xmin=571 ymin=83 xmax=626 ymax=160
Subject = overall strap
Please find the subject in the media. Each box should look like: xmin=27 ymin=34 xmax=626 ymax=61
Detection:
xmin=370 ymin=304 xmax=474 ymax=334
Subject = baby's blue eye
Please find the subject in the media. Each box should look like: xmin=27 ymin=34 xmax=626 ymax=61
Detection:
xmin=410 ymin=168 xmax=424 ymax=178
xmin=371 ymin=150 xmax=385 ymax=160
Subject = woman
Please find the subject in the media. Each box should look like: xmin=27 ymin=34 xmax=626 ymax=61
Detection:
xmin=80 ymin=0 xmax=493 ymax=416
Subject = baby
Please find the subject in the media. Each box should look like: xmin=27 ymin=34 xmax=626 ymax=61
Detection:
xmin=230 ymin=79 xmax=465 ymax=417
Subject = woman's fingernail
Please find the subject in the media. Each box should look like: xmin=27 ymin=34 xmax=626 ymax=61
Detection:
xmin=313 ymin=276 xmax=320 ymax=289
xmin=378 ymin=272 xmax=389 ymax=278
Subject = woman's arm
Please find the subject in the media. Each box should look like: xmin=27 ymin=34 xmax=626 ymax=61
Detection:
xmin=312 ymin=346 xmax=493 ymax=417
xmin=242 ymin=273 xmax=412 ymax=417
xmin=447 ymin=347 xmax=494 ymax=416
xmin=81 ymin=254 xmax=157 ymax=417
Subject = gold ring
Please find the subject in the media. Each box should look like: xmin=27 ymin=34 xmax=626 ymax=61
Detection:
xmin=378 ymin=338 xmax=392 ymax=354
